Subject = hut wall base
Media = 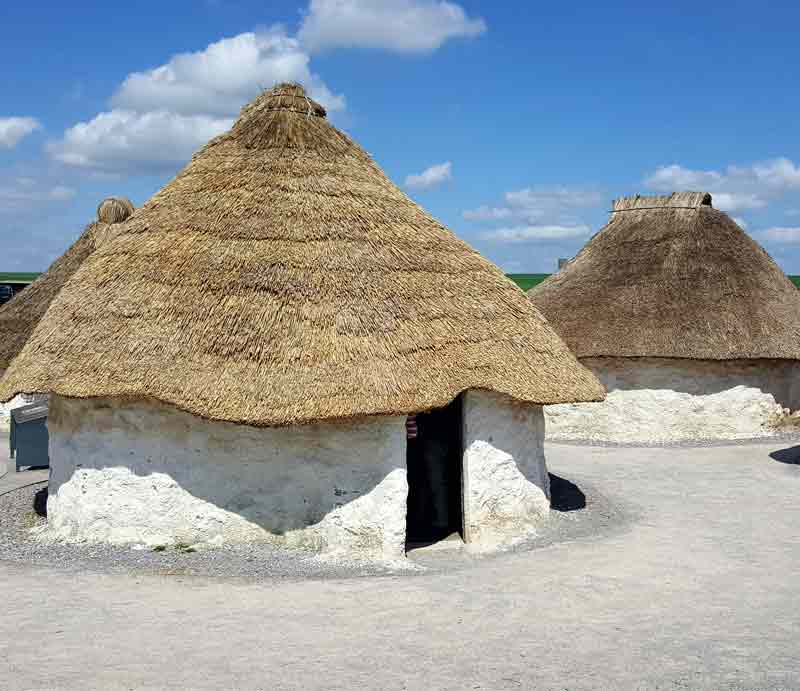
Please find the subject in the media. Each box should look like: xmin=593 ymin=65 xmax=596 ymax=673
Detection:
xmin=44 ymin=396 xmax=408 ymax=559
xmin=545 ymin=357 xmax=793 ymax=443
xmin=462 ymin=391 xmax=549 ymax=547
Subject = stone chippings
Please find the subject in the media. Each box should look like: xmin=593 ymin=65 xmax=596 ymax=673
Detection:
xmin=0 ymin=478 xmax=624 ymax=580
xmin=550 ymin=430 xmax=800 ymax=449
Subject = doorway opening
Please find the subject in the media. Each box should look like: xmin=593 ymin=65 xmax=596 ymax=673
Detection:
xmin=405 ymin=395 xmax=464 ymax=550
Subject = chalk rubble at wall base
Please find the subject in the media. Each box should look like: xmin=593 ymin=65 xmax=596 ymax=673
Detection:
xmin=545 ymin=357 xmax=795 ymax=443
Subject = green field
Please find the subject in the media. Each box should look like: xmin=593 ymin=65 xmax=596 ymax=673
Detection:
xmin=505 ymin=274 xmax=551 ymax=291
xmin=0 ymin=272 xmax=41 ymax=284
xmin=3 ymin=271 xmax=800 ymax=290
xmin=508 ymin=273 xmax=800 ymax=290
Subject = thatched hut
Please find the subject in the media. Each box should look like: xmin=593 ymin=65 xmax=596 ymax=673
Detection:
xmin=0 ymin=84 xmax=603 ymax=557
xmin=0 ymin=198 xmax=133 ymax=422
xmin=530 ymin=192 xmax=800 ymax=443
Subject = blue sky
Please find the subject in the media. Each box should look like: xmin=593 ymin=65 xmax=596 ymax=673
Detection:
xmin=2 ymin=0 xmax=800 ymax=273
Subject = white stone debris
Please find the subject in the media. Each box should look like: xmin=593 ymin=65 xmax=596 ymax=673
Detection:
xmin=545 ymin=357 xmax=797 ymax=443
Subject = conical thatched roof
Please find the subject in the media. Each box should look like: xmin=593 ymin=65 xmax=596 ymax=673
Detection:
xmin=0 ymin=199 xmax=134 ymax=371
xmin=530 ymin=192 xmax=800 ymax=360
xmin=0 ymin=83 xmax=603 ymax=426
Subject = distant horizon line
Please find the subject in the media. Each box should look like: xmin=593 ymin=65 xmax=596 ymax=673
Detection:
xmin=4 ymin=272 xmax=800 ymax=291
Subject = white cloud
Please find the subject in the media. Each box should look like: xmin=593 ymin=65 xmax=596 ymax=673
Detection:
xmin=732 ymin=217 xmax=748 ymax=229
xmin=482 ymin=224 xmax=591 ymax=244
xmin=464 ymin=186 xmax=603 ymax=224
xmin=49 ymin=29 xmax=344 ymax=175
xmin=112 ymin=29 xmax=344 ymax=117
xmin=49 ymin=110 xmax=232 ymax=174
xmin=462 ymin=204 xmax=514 ymax=221
xmin=0 ymin=117 xmax=41 ymax=149
xmin=49 ymin=185 xmax=77 ymax=201
xmin=0 ymin=177 xmax=76 ymax=214
xmin=644 ymin=158 xmax=800 ymax=212
xmin=761 ymin=227 xmax=800 ymax=244
xmin=644 ymin=164 xmax=723 ymax=191
xmin=404 ymin=161 xmax=452 ymax=190
xmin=298 ymin=0 xmax=486 ymax=54
xmin=710 ymin=192 xmax=767 ymax=212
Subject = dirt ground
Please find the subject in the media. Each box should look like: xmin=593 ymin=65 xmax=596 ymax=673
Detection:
xmin=1 ymin=441 xmax=798 ymax=690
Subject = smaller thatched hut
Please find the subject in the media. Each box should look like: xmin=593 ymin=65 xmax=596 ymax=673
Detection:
xmin=530 ymin=192 xmax=800 ymax=443
xmin=0 ymin=198 xmax=134 ymax=422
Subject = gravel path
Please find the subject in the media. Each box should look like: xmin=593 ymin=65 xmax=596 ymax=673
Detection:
xmin=2 ymin=441 xmax=798 ymax=690
xmin=549 ymin=429 xmax=800 ymax=448
xmin=0 ymin=471 xmax=624 ymax=580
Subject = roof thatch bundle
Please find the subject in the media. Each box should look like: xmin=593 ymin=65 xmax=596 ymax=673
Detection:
xmin=97 ymin=197 xmax=134 ymax=224
xmin=530 ymin=192 xmax=800 ymax=360
xmin=0 ymin=83 xmax=603 ymax=426
xmin=0 ymin=199 xmax=134 ymax=370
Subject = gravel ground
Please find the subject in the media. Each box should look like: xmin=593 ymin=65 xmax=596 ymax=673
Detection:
xmin=2 ymin=441 xmax=798 ymax=690
xmin=550 ymin=429 xmax=800 ymax=448
xmin=0 ymin=472 xmax=624 ymax=581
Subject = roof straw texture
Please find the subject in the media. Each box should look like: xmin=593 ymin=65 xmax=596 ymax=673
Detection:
xmin=530 ymin=192 xmax=800 ymax=360
xmin=0 ymin=199 xmax=134 ymax=370
xmin=0 ymin=84 xmax=603 ymax=425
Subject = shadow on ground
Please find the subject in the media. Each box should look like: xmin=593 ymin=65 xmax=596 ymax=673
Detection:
xmin=549 ymin=473 xmax=586 ymax=512
xmin=769 ymin=446 xmax=800 ymax=465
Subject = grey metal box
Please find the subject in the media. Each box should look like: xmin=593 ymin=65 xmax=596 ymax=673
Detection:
xmin=10 ymin=403 xmax=50 ymax=472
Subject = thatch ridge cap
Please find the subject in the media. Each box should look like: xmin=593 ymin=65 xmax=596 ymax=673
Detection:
xmin=612 ymin=192 xmax=713 ymax=212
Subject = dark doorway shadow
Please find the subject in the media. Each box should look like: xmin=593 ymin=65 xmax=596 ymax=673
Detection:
xmin=769 ymin=446 xmax=800 ymax=465
xmin=549 ymin=473 xmax=586 ymax=512
xmin=406 ymin=396 xmax=464 ymax=550
xmin=33 ymin=487 xmax=48 ymax=517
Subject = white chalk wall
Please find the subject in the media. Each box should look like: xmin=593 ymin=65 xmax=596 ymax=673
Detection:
xmin=46 ymin=396 xmax=408 ymax=558
xmin=462 ymin=390 xmax=549 ymax=546
xmin=545 ymin=357 xmax=795 ymax=443
xmin=0 ymin=394 xmax=28 ymax=423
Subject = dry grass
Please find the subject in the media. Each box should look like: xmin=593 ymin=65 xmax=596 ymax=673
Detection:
xmin=0 ymin=83 xmax=604 ymax=427
xmin=530 ymin=192 xmax=800 ymax=360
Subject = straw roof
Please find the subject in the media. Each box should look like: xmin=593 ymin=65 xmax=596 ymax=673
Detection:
xmin=0 ymin=199 xmax=134 ymax=370
xmin=0 ymin=83 xmax=603 ymax=426
xmin=530 ymin=192 xmax=800 ymax=360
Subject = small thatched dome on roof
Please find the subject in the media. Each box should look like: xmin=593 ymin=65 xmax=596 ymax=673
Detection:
xmin=530 ymin=192 xmax=800 ymax=444
xmin=0 ymin=197 xmax=134 ymax=371
xmin=97 ymin=197 xmax=134 ymax=224
xmin=0 ymin=83 xmax=603 ymax=426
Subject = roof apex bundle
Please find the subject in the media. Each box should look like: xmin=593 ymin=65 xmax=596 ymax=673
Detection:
xmin=612 ymin=191 xmax=712 ymax=211
xmin=530 ymin=191 xmax=800 ymax=361
xmin=0 ymin=83 xmax=603 ymax=426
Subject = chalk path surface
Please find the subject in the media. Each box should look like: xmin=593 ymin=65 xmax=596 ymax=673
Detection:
xmin=1 ymin=441 xmax=799 ymax=690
